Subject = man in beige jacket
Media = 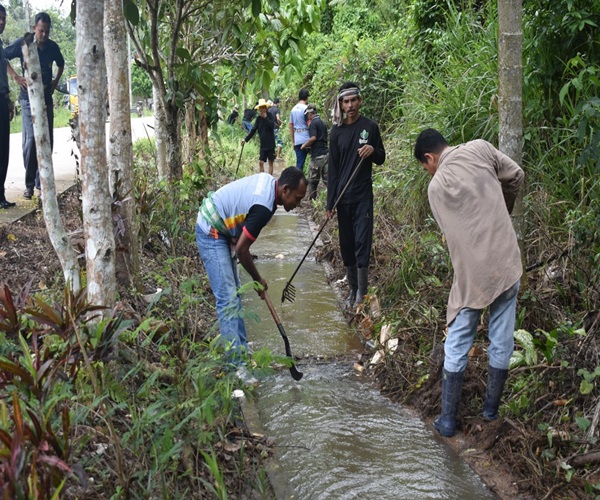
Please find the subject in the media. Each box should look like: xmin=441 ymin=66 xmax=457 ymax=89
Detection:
xmin=414 ymin=128 xmax=524 ymax=437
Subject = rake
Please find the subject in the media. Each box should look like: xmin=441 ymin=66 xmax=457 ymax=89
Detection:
xmin=264 ymin=292 xmax=303 ymax=381
xmin=281 ymin=156 xmax=366 ymax=304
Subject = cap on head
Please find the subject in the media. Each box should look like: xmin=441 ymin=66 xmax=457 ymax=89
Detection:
xmin=304 ymin=104 xmax=317 ymax=116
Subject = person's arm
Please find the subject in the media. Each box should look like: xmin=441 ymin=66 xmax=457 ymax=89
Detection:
xmin=52 ymin=64 xmax=64 ymax=92
xmin=6 ymin=61 xmax=26 ymax=90
xmin=242 ymin=118 xmax=258 ymax=143
xmin=289 ymin=119 xmax=295 ymax=146
xmin=276 ymin=112 xmax=282 ymax=127
xmin=301 ymin=121 xmax=316 ymax=150
xmin=358 ymin=122 xmax=385 ymax=164
xmin=493 ymin=146 xmax=524 ymax=214
xmin=326 ymin=130 xmax=339 ymax=215
xmin=235 ymin=231 xmax=267 ymax=298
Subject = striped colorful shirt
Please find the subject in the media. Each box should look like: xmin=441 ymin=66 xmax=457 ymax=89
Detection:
xmin=196 ymin=173 xmax=278 ymax=241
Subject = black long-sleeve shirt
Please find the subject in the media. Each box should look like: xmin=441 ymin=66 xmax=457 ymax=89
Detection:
xmin=244 ymin=114 xmax=276 ymax=150
xmin=327 ymin=115 xmax=385 ymax=210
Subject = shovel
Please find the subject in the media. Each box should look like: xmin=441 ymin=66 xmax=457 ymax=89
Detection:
xmin=281 ymin=156 xmax=366 ymax=304
xmin=264 ymin=291 xmax=303 ymax=381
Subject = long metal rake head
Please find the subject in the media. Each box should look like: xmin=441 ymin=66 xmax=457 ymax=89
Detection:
xmin=281 ymin=281 xmax=296 ymax=304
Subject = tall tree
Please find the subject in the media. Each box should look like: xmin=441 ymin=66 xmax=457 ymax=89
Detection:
xmin=498 ymin=0 xmax=526 ymax=278
xmin=124 ymin=0 xmax=325 ymax=182
xmin=77 ymin=0 xmax=116 ymax=308
xmin=104 ymin=0 xmax=140 ymax=291
xmin=22 ymin=36 xmax=81 ymax=292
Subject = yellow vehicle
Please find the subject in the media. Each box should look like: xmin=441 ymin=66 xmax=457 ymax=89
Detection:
xmin=68 ymin=74 xmax=78 ymax=117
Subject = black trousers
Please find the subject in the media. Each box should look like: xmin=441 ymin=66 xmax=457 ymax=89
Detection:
xmin=337 ymin=196 xmax=373 ymax=269
xmin=0 ymin=96 xmax=9 ymax=200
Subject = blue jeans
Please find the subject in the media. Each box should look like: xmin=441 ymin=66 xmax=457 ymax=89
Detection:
xmin=444 ymin=280 xmax=520 ymax=372
xmin=242 ymin=120 xmax=253 ymax=133
xmin=294 ymin=144 xmax=308 ymax=171
xmin=195 ymin=224 xmax=248 ymax=364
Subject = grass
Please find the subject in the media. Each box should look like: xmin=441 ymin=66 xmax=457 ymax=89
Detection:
xmin=9 ymin=104 xmax=72 ymax=134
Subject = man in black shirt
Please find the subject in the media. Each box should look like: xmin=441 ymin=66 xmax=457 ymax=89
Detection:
xmin=267 ymin=97 xmax=283 ymax=159
xmin=300 ymin=104 xmax=328 ymax=200
xmin=327 ymin=82 xmax=385 ymax=310
xmin=5 ymin=12 xmax=64 ymax=200
xmin=242 ymin=99 xmax=276 ymax=174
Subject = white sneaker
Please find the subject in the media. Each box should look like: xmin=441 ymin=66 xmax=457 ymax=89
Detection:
xmin=235 ymin=366 xmax=258 ymax=385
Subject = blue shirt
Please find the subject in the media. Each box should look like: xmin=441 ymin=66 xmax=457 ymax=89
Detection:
xmin=4 ymin=36 xmax=64 ymax=101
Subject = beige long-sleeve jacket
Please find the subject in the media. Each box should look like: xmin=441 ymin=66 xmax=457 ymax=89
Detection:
xmin=428 ymin=139 xmax=524 ymax=324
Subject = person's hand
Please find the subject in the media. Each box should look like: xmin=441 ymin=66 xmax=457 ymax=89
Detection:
xmin=14 ymin=75 xmax=26 ymax=90
xmin=256 ymin=277 xmax=268 ymax=299
xmin=241 ymin=139 xmax=245 ymax=146
xmin=51 ymin=79 xmax=59 ymax=92
xmin=357 ymin=144 xmax=375 ymax=158
xmin=326 ymin=209 xmax=334 ymax=219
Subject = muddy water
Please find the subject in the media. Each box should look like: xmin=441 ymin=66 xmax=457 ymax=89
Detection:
xmin=241 ymin=211 xmax=495 ymax=499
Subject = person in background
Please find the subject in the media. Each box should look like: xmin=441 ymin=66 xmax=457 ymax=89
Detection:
xmin=413 ymin=127 xmax=524 ymax=438
xmin=227 ymin=104 xmax=240 ymax=126
xmin=195 ymin=167 xmax=307 ymax=376
xmin=268 ymin=97 xmax=283 ymax=159
xmin=242 ymin=99 xmax=276 ymax=175
xmin=289 ymin=89 xmax=310 ymax=171
xmin=300 ymin=103 xmax=328 ymax=201
xmin=0 ymin=4 xmax=15 ymax=209
xmin=241 ymin=105 xmax=257 ymax=133
xmin=327 ymin=82 xmax=385 ymax=310
xmin=5 ymin=12 xmax=64 ymax=200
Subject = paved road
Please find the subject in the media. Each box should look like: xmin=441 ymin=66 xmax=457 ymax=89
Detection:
xmin=0 ymin=116 xmax=154 ymax=225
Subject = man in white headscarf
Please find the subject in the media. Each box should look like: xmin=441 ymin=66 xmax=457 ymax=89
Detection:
xmin=327 ymin=82 xmax=385 ymax=310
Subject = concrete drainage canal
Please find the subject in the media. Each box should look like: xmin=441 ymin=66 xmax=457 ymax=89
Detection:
xmin=239 ymin=210 xmax=495 ymax=499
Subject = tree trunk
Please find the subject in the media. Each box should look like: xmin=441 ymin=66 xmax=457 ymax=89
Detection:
xmin=164 ymin=100 xmax=181 ymax=181
xmin=77 ymin=0 xmax=116 ymax=309
xmin=21 ymin=36 xmax=81 ymax=292
xmin=153 ymin=83 xmax=168 ymax=180
xmin=498 ymin=0 xmax=527 ymax=282
xmin=104 ymin=0 xmax=141 ymax=292
xmin=183 ymin=99 xmax=195 ymax=165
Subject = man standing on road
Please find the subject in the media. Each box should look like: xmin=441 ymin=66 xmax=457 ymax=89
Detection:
xmin=289 ymin=89 xmax=310 ymax=171
xmin=300 ymin=103 xmax=328 ymax=201
xmin=5 ymin=12 xmax=64 ymax=200
xmin=268 ymin=97 xmax=283 ymax=159
xmin=0 ymin=4 xmax=16 ymax=209
xmin=413 ymin=128 xmax=524 ymax=438
xmin=327 ymin=82 xmax=385 ymax=310
xmin=241 ymin=99 xmax=276 ymax=175
xmin=195 ymin=167 xmax=307 ymax=372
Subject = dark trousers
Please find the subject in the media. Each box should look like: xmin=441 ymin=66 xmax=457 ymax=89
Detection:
xmin=21 ymin=97 xmax=54 ymax=190
xmin=0 ymin=96 xmax=9 ymax=200
xmin=337 ymin=196 xmax=373 ymax=269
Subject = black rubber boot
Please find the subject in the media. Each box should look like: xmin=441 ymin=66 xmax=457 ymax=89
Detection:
xmin=482 ymin=366 xmax=509 ymax=420
xmin=433 ymin=369 xmax=465 ymax=437
xmin=345 ymin=265 xmax=358 ymax=310
xmin=354 ymin=267 xmax=368 ymax=307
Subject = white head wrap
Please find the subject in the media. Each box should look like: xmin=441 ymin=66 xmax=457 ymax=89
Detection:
xmin=332 ymin=86 xmax=361 ymax=126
